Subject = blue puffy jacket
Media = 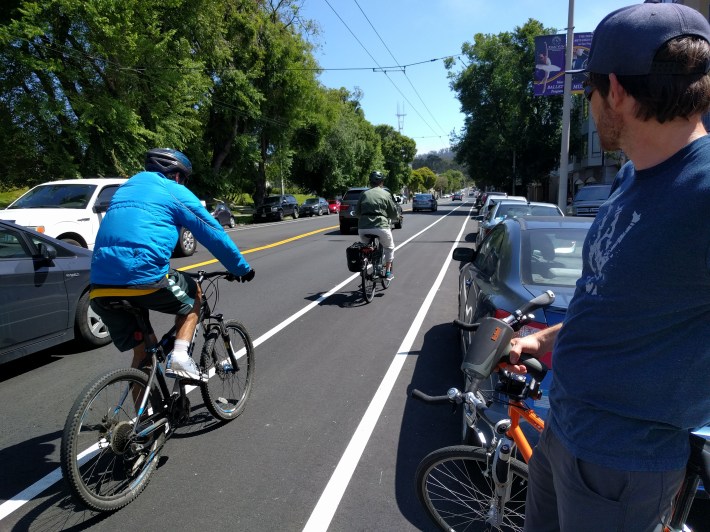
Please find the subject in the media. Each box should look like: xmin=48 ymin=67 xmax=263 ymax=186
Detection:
xmin=91 ymin=171 xmax=250 ymax=286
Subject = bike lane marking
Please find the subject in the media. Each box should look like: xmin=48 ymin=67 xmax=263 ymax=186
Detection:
xmin=302 ymin=206 xmax=474 ymax=532
xmin=0 ymin=207 xmax=472 ymax=522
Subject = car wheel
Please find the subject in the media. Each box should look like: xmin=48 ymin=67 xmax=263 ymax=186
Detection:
xmin=75 ymin=291 xmax=111 ymax=347
xmin=174 ymin=227 xmax=196 ymax=257
xmin=395 ymin=217 xmax=402 ymax=229
xmin=339 ymin=223 xmax=349 ymax=234
xmin=292 ymin=208 xmax=299 ymax=219
xmin=229 ymin=216 xmax=236 ymax=228
xmin=61 ymin=237 xmax=85 ymax=248
xmin=277 ymin=211 xmax=284 ymax=222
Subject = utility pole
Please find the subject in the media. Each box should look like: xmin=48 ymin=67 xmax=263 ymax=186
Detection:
xmin=558 ymin=0 xmax=575 ymax=210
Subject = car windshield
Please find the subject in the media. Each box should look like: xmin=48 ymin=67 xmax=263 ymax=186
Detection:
xmin=415 ymin=194 xmax=431 ymax=200
xmin=522 ymin=228 xmax=588 ymax=287
xmin=304 ymin=198 xmax=318 ymax=205
xmin=9 ymin=184 xmax=97 ymax=209
xmin=342 ymin=191 xmax=363 ymax=201
xmin=496 ymin=205 xmax=561 ymax=218
xmin=263 ymin=196 xmax=282 ymax=205
xmin=574 ymin=186 xmax=611 ymax=201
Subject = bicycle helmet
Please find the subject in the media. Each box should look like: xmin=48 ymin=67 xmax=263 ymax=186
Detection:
xmin=369 ymin=171 xmax=385 ymax=186
xmin=145 ymin=148 xmax=193 ymax=179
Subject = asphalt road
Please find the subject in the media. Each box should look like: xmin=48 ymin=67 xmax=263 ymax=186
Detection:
xmin=0 ymin=199 xmax=707 ymax=531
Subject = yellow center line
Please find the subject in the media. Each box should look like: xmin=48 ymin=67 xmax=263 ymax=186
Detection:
xmin=178 ymin=225 xmax=340 ymax=271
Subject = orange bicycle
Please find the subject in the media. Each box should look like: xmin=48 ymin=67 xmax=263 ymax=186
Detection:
xmin=412 ymin=291 xmax=709 ymax=532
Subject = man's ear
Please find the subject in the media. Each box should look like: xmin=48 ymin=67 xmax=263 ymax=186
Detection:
xmin=608 ymin=73 xmax=628 ymax=110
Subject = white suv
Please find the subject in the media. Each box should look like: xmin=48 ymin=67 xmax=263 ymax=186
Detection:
xmin=0 ymin=178 xmax=197 ymax=256
xmin=0 ymin=178 xmax=127 ymax=249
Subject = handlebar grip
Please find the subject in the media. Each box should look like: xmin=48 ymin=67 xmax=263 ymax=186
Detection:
xmin=517 ymin=290 xmax=555 ymax=317
xmin=500 ymin=354 xmax=549 ymax=382
xmin=411 ymin=389 xmax=451 ymax=404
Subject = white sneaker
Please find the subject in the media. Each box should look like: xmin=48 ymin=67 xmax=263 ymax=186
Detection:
xmin=165 ymin=353 xmax=202 ymax=380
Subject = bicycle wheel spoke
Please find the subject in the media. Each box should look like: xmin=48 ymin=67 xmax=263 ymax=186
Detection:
xmin=417 ymin=446 xmax=528 ymax=532
xmin=200 ymin=321 xmax=255 ymax=421
xmin=61 ymin=369 xmax=165 ymax=512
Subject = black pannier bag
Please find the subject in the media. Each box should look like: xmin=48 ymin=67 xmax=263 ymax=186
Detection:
xmin=346 ymin=242 xmax=366 ymax=272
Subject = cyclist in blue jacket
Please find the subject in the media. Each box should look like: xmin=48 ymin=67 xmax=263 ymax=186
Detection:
xmin=90 ymin=148 xmax=254 ymax=380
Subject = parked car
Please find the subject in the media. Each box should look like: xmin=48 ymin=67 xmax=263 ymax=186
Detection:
xmin=475 ymin=191 xmax=507 ymax=210
xmin=328 ymin=199 xmax=341 ymax=214
xmin=299 ymin=197 xmax=330 ymax=217
xmin=453 ymin=216 xmax=594 ymax=443
xmin=412 ymin=193 xmax=438 ymax=212
xmin=207 ymin=201 xmax=236 ymax=228
xmin=253 ymin=194 xmax=299 ymax=222
xmin=476 ymin=200 xmax=563 ymax=248
xmin=338 ymin=187 xmax=403 ymax=234
xmin=452 ymin=192 xmax=463 ymax=201
xmin=566 ymin=183 xmax=612 ymax=217
xmin=477 ymin=195 xmax=527 ymax=221
xmin=0 ymin=178 xmax=197 ymax=257
xmin=0 ymin=178 xmax=127 ymax=249
xmin=0 ymin=220 xmax=112 ymax=364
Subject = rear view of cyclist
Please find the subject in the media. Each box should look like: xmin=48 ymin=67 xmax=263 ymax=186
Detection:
xmin=354 ymin=171 xmax=399 ymax=279
xmin=90 ymin=148 xmax=255 ymax=380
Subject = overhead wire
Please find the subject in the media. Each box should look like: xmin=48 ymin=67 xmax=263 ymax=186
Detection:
xmin=322 ymin=0 xmax=445 ymax=142
xmin=352 ymin=0 xmax=448 ymax=138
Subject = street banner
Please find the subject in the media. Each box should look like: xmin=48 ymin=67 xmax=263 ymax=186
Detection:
xmin=534 ymin=32 xmax=593 ymax=96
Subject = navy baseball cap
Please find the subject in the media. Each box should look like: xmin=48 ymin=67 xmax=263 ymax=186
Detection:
xmin=568 ymin=3 xmax=710 ymax=75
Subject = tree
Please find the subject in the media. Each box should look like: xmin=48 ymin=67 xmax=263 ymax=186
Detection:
xmin=412 ymin=167 xmax=437 ymax=191
xmin=447 ymin=20 xmax=564 ymax=194
xmin=375 ymin=124 xmax=415 ymax=194
xmin=0 ymin=0 xmax=210 ymax=187
xmin=290 ymin=87 xmax=382 ymax=198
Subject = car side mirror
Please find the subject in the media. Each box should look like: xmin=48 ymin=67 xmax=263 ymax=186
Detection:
xmin=473 ymin=215 xmax=483 ymax=221
xmin=35 ymin=242 xmax=57 ymax=262
xmin=93 ymin=202 xmax=110 ymax=214
xmin=452 ymin=247 xmax=476 ymax=262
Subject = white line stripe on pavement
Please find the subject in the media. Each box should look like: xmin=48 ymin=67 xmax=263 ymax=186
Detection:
xmin=302 ymin=208 xmax=472 ymax=532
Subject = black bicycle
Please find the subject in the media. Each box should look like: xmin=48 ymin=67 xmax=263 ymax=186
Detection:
xmin=358 ymin=234 xmax=391 ymax=302
xmin=60 ymin=270 xmax=255 ymax=512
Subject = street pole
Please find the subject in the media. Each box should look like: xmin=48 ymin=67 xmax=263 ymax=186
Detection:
xmin=558 ymin=0 xmax=574 ymax=210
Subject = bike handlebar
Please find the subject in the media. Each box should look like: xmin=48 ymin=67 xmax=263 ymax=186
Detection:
xmin=411 ymin=389 xmax=451 ymax=404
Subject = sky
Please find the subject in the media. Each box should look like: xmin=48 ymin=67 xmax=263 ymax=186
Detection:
xmin=299 ymin=0 xmax=636 ymax=155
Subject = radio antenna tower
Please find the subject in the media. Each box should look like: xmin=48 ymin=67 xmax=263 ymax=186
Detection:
xmin=396 ymin=103 xmax=406 ymax=133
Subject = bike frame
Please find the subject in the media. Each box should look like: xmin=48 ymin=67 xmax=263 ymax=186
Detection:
xmin=506 ymin=402 xmax=545 ymax=463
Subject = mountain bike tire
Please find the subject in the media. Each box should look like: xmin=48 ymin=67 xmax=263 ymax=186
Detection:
xmin=200 ymin=320 xmax=255 ymax=421
xmin=60 ymin=368 xmax=166 ymax=512
xmin=362 ymin=259 xmax=376 ymax=303
xmin=416 ymin=445 xmax=529 ymax=532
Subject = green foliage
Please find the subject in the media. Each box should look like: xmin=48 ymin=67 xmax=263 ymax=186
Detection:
xmin=0 ymin=0 xmax=417 ymax=202
xmin=375 ymin=124 xmax=416 ymax=194
xmin=448 ymin=20 xmax=564 ymax=191
xmin=412 ymin=166 xmax=437 ymax=191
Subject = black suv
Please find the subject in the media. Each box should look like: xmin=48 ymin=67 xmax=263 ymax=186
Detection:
xmin=338 ymin=187 xmax=403 ymax=234
xmin=566 ymin=184 xmax=612 ymax=217
xmin=254 ymin=194 xmax=299 ymax=222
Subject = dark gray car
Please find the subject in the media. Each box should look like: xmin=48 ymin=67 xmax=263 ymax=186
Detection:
xmin=254 ymin=194 xmax=299 ymax=222
xmin=0 ymin=220 xmax=111 ymax=364
xmin=338 ymin=187 xmax=403 ymax=234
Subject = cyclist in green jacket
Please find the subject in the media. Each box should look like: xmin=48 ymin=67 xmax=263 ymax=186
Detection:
xmin=355 ymin=171 xmax=399 ymax=279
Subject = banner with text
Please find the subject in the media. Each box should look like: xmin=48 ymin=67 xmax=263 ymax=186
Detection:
xmin=534 ymin=32 xmax=593 ymax=96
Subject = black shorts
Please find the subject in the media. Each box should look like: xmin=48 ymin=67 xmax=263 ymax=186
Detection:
xmin=90 ymin=270 xmax=197 ymax=352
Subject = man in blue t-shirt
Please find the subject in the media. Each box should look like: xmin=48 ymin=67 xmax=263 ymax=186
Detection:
xmin=509 ymin=4 xmax=710 ymax=530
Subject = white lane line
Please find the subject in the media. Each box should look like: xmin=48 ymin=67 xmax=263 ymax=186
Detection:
xmin=302 ymin=208 xmax=472 ymax=532
xmin=0 ymin=205 xmax=472 ymax=523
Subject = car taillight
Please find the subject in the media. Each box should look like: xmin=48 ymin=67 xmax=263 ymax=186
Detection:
xmin=340 ymin=204 xmax=348 ymax=211
xmin=494 ymin=309 xmax=552 ymax=368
